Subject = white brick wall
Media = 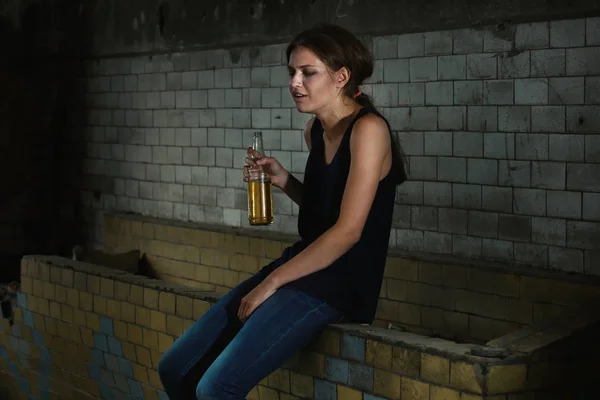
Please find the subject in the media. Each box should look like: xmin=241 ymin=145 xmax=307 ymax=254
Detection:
xmin=77 ymin=17 xmax=600 ymax=275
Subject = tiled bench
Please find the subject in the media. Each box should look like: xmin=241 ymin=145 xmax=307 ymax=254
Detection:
xmin=1 ymin=255 xmax=598 ymax=399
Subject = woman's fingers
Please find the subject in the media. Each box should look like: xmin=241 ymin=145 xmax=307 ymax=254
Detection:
xmin=247 ymin=147 xmax=263 ymax=159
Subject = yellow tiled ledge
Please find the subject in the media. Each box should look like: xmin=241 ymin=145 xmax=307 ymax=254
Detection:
xmin=0 ymin=254 xmax=598 ymax=399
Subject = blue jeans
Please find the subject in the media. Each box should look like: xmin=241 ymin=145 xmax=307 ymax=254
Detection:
xmin=157 ymin=271 xmax=344 ymax=399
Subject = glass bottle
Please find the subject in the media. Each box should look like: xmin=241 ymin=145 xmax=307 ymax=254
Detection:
xmin=247 ymin=131 xmax=274 ymax=226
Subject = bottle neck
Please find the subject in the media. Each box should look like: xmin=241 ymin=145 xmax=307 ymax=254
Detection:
xmin=252 ymin=132 xmax=264 ymax=158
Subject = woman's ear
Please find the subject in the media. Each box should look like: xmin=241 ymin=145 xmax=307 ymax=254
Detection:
xmin=334 ymin=67 xmax=351 ymax=89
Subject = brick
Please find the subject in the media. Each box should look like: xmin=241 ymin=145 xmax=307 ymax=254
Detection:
xmin=499 ymin=106 xmax=531 ymax=132
xmin=454 ymin=132 xmax=482 ymax=157
xmin=588 ymin=17 xmax=600 ymax=45
xmin=532 ymin=217 xmax=566 ymax=246
xmin=373 ymin=369 xmax=401 ymax=398
xmin=566 ymin=47 xmax=600 ymax=75
xmin=551 ymin=19 xmax=586 ymax=47
xmin=311 ymin=329 xmax=340 ymax=357
xmin=583 ymin=193 xmax=600 ymax=221
xmin=566 ymin=106 xmax=600 ymax=133
xmin=453 ymin=28 xmax=483 ymax=53
xmin=486 ymin=364 xmax=527 ymax=394
xmin=424 ymin=182 xmax=452 ymax=206
xmin=371 ymin=84 xmax=398 ymax=106
xmin=586 ymin=76 xmax=600 ymax=104
xmin=397 ymin=33 xmax=425 ymax=57
xmin=531 ymin=161 xmax=566 ymax=190
xmin=373 ymin=35 xmax=398 ymax=58
xmin=483 ymin=80 xmax=513 ymax=105
xmin=514 ymin=243 xmax=548 ymax=267
xmin=516 ymin=133 xmax=548 ymax=160
xmin=410 ymin=57 xmax=437 ymax=82
xmin=348 ymin=363 xmax=374 ymax=392
xmin=531 ymin=49 xmax=566 ymax=77
xmin=452 ymin=184 xmax=481 ymax=209
xmin=401 ymin=377 xmax=430 ymax=398
xmin=482 ymin=186 xmax=513 ymax=213
xmin=411 ymin=206 xmax=438 ymax=231
xmin=452 ymin=235 xmax=482 ymax=257
xmin=422 ymin=132 xmax=452 ymax=156
xmin=398 ymin=82 xmax=425 ymax=106
xmin=567 ymin=163 xmax=600 ymax=192
xmin=467 ymin=211 xmax=498 ymax=238
xmin=438 ymin=157 xmax=466 ymax=183
xmin=483 ymin=132 xmax=515 ymax=159
xmin=466 ymin=53 xmax=497 ymax=79
xmin=438 ymin=106 xmax=466 ymax=130
xmin=424 ymin=30 xmax=453 ymax=54
xmin=498 ymin=214 xmax=531 ymax=242
xmin=425 ymin=82 xmax=453 ymax=105
xmin=498 ymin=51 xmax=530 ymax=78
xmin=454 ymin=81 xmax=482 ymax=105
xmin=337 ymin=385 xmax=363 ymax=400
xmin=437 ymin=55 xmax=466 ymax=80
xmin=498 ymin=160 xmax=531 ymax=187
xmin=449 ymin=362 xmax=483 ymax=394
xmin=421 ymin=354 xmax=449 ymax=385
xmin=467 ymin=159 xmax=497 ymax=185
xmin=383 ymin=59 xmax=409 ymax=82
xmin=516 ymin=22 xmax=549 ymax=49
xmin=567 ymin=221 xmax=600 ymax=250
xmin=365 ymin=340 xmax=392 ymax=370
xmin=405 ymin=107 xmax=437 ymax=130
xmin=408 ymin=156 xmax=437 ymax=180
xmin=549 ymin=134 xmax=584 ymax=162
xmin=546 ymin=190 xmax=581 ymax=219
xmin=438 ymin=208 xmax=467 ymax=235
xmin=549 ymin=246 xmax=584 ymax=272
xmin=468 ymin=106 xmax=497 ymax=132
xmin=290 ymin=372 xmax=313 ymax=398
xmin=549 ymin=77 xmax=584 ymax=105
xmin=585 ymin=250 xmax=600 ymax=275
xmin=384 ymin=258 xmax=419 ymax=281
xmin=397 ymin=181 xmax=423 ymax=204
xmin=515 ymin=78 xmax=548 ymax=105
xmin=430 ymin=386 xmax=460 ymax=400
xmin=513 ymin=188 xmax=546 ymax=219
xmin=531 ymin=106 xmax=565 ymax=132
xmin=422 ymin=232 xmax=453 ymax=254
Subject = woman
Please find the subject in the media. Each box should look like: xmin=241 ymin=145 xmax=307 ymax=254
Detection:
xmin=158 ymin=24 xmax=407 ymax=399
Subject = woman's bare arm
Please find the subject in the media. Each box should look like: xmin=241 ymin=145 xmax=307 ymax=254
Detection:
xmin=265 ymin=113 xmax=392 ymax=289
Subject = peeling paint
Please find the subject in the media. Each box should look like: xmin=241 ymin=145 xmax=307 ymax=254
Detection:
xmin=5 ymin=0 xmax=596 ymax=57
xmin=229 ymin=47 xmax=242 ymax=64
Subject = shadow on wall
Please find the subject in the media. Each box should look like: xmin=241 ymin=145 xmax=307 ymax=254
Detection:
xmin=0 ymin=2 xmax=89 ymax=283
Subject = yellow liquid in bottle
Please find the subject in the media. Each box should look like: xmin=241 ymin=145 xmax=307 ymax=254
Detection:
xmin=247 ymin=180 xmax=274 ymax=226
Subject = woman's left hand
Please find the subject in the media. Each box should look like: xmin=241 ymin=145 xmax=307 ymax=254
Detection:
xmin=237 ymin=279 xmax=278 ymax=322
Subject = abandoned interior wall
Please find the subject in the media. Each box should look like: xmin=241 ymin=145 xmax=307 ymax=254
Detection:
xmin=1 ymin=0 xmax=599 ymax=282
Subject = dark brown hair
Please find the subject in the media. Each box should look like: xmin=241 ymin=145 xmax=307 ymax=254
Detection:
xmin=286 ymin=23 xmax=376 ymax=109
xmin=286 ymin=24 xmax=408 ymax=185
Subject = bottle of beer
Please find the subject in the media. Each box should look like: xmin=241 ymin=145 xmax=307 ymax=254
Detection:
xmin=247 ymin=131 xmax=274 ymax=226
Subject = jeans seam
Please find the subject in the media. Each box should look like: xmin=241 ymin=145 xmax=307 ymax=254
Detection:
xmin=180 ymin=354 xmax=203 ymax=380
xmin=238 ymin=302 xmax=331 ymax=379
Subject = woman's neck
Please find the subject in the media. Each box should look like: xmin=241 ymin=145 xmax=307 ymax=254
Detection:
xmin=316 ymin=101 xmax=362 ymax=136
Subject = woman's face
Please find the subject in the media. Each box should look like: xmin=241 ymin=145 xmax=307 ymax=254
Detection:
xmin=288 ymin=46 xmax=340 ymax=114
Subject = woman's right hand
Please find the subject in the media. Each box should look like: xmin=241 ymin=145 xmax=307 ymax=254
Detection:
xmin=243 ymin=147 xmax=289 ymax=189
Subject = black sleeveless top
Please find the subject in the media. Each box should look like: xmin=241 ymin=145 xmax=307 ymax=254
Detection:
xmin=261 ymin=107 xmax=400 ymax=324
